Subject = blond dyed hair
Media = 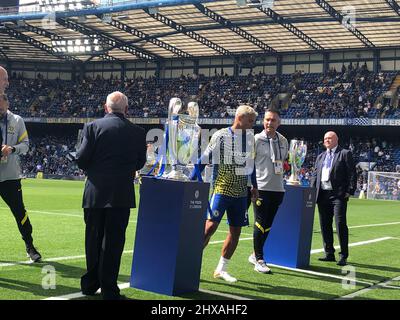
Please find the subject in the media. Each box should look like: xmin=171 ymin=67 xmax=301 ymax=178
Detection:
xmin=235 ymin=105 xmax=258 ymax=118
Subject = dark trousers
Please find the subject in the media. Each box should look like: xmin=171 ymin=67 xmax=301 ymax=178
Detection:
xmin=81 ymin=208 xmax=130 ymax=300
xmin=317 ymin=190 xmax=349 ymax=259
xmin=248 ymin=188 xmax=284 ymax=261
xmin=0 ymin=179 xmax=33 ymax=247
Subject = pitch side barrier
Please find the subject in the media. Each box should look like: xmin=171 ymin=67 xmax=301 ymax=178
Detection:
xmin=33 ymin=173 xmax=85 ymax=181
xmin=23 ymin=117 xmax=400 ymax=126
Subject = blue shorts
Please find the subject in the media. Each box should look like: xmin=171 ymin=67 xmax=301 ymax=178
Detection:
xmin=207 ymin=193 xmax=249 ymax=227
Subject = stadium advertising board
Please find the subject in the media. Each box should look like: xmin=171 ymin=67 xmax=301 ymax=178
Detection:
xmin=21 ymin=117 xmax=400 ymax=126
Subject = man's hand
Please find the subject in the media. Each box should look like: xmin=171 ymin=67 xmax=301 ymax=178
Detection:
xmin=1 ymin=145 xmax=12 ymax=157
xmin=251 ymin=187 xmax=259 ymax=202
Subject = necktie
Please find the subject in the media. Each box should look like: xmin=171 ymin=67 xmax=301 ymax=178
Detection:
xmin=324 ymin=149 xmax=333 ymax=169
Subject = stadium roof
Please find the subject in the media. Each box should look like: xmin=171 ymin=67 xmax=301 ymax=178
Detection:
xmin=1 ymin=0 xmax=400 ymax=63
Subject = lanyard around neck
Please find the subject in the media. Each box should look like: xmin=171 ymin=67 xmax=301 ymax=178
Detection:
xmin=266 ymin=134 xmax=282 ymax=161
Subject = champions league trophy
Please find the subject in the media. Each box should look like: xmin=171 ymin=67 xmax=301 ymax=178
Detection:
xmin=165 ymin=98 xmax=201 ymax=181
xmin=287 ymin=139 xmax=307 ymax=185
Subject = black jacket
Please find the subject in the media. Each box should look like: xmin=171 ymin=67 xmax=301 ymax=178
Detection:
xmin=76 ymin=113 xmax=146 ymax=208
xmin=311 ymin=146 xmax=357 ymax=201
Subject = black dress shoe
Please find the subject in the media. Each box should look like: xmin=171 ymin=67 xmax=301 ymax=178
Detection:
xmin=81 ymin=284 xmax=99 ymax=296
xmin=337 ymin=258 xmax=347 ymax=266
xmin=318 ymin=254 xmax=336 ymax=262
xmin=81 ymin=290 xmax=98 ymax=296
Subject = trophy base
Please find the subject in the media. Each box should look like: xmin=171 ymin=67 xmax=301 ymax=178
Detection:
xmin=165 ymin=169 xmax=190 ymax=181
xmin=287 ymin=174 xmax=301 ymax=185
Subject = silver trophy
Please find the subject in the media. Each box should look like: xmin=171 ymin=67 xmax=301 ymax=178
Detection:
xmin=287 ymin=139 xmax=307 ymax=185
xmin=146 ymin=143 xmax=157 ymax=166
xmin=141 ymin=142 xmax=157 ymax=175
xmin=165 ymin=98 xmax=201 ymax=181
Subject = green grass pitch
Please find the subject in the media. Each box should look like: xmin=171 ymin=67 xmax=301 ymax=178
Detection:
xmin=0 ymin=179 xmax=399 ymax=300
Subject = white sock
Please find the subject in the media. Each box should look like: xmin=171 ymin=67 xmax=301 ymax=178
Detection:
xmin=215 ymin=256 xmax=229 ymax=273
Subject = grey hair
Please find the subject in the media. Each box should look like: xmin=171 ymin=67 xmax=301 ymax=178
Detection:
xmin=235 ymin=105 xmax=258 ymax=118
xmin=106 ymin=91 xmax=128 ymax=113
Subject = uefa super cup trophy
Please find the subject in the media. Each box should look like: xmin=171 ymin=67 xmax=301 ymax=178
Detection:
xmin=165 ymin=98 xmax=201 ymax=181
xmin=287 ymin=139 xmax=307 ymax=185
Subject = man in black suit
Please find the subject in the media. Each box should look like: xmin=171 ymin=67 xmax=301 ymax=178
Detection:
xmin=311 ymin=131 xmax=356 ymax=266
xmin=76 ymin=91 xmax=146 ymax=300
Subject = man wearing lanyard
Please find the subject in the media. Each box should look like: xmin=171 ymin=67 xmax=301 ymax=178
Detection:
xmin=311 ymin=131 xmax=356 ymax=266
xmin=248 ymin=109 xmax=288 ymax=273
xmin=0 ymin=66 xmax=42 ymax=262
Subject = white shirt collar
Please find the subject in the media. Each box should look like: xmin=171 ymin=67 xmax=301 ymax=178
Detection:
xmin=327 ymin=145 xmax=338 ymax=154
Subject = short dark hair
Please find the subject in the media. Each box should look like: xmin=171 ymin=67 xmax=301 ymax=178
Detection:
xmin=264 ymin=108 xmax=280 ymax=117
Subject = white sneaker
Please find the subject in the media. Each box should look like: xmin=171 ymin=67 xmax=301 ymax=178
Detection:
xmin=248 ymin=253 xmax=257 ymax=265
xmin=254 ymin=260 xmax=271 ymax=274
xmin=213 ymin=271 xmax=237 ymax=283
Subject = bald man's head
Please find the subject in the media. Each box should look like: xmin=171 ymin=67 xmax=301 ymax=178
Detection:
xmin=105 ymin=91 xmax=128 ymax=115
xmin=324 ymin=131 xmax=338 ymax=150
xmin=0 ymin=66 xmax=9 ymax=94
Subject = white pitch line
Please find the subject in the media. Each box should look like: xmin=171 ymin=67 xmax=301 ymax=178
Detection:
xmin=348 ymin=221 xmax=400 ymax=229
xmin=0 ymin=236 xmax=254 ymax=268
xmin=328 ymin=221 xmax=400 ymax=232
xmin=3 ymin=206 xmax=400 ymax=232
xmin=43 ymin=283 xmax=131 ymax=300
xmin=336 ymin=275 xmax=400 ymax=300
xmin=0 ymin=207 xmax=83 ymax=218
xmin=267 ymin=263 xmax=373 ymax=286
xmin=11 ymin=236 xmax=400 ymax=301
xmin=0 ymin=235 xmax=254 ymax=267
xmin=197 ymin=289 xmax=252 ymax=300
xmin=209 ymin=237 xmax=253 ymax=245
xmin=1 ymin=236 xmax=397 ymax=269
xmin=267 ymin=237 xmax=396 ymax=286
xmin=0 ymin=250 xmax=133 ymax=268
xmin=216 ymin=230 xmax=253 ymax=236
xmin=0 ymin=208 xmax=137 ymax=224
xmin=44 ymin=282 xmax=252 ymax=301
xmin=310 ymin=237 xmax=396 ymax=254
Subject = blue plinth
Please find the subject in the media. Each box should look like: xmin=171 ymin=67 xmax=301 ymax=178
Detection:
xmin=264 ymin=185 xmax=316 ymax=269
xmin=130 ymin=177 xmax=210 ymax=296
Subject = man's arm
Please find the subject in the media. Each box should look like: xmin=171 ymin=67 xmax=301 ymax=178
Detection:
xmin=190 ymin=130 xmax=220 ymax=180
xmin=345 ymin=150 xmax=357 ymax=196
xmin=75 ymin=123 xmax=95 ymax=170
xmin=310 ymin=155 xmax=319 ymax=188
xmin=2 ymin=117 xmax=29 ymax=156
xmin=136 ymin=128 xmax=147 ymax=171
